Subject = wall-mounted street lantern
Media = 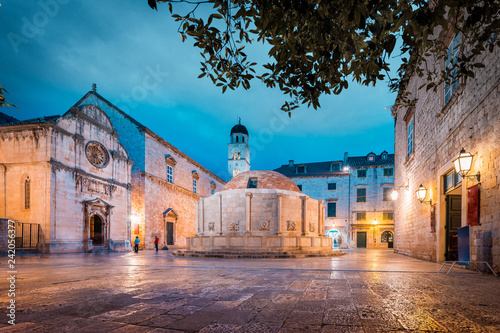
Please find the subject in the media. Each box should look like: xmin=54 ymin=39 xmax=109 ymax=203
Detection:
xmin=416 ymin=184 xmax=432 ymax=205
xmin=453 ymin=148 xmax=480 ymax=181
xmin=391 ymin=180 xmax=409 ymax=200
xmin=372 ymin=219 xmax=378 ymax=225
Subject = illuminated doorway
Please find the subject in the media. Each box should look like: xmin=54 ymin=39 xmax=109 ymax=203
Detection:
xmin=381 ymin=230 xmax=394 ymax=248
xmin=328 ymin=230 xmax=342 ymax=248
xmin=90 ymin=214 xmax=104 ymax=246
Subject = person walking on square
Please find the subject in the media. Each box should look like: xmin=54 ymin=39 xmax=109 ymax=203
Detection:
xmin=154 ymin=236 xmax=159 ymax=252
xmin=134 ymin=236 xmax=140 ymax=253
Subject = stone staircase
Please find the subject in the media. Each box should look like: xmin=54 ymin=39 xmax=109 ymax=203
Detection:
xmin=173 ymin=249 xmax=344 ymax=259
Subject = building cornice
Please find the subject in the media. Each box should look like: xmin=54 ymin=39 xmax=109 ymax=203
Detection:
xmin=141 ymin=171 xmax=204 ymax=199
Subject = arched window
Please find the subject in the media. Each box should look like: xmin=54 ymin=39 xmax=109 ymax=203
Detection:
xmin=381 ymin=231 xmax=393 ymax=243
xmin=236 ymin=136 xmax=239 ymax=143
xmin=242 ymin=136 xmax=245 ymax=143
xmin=25 ymin=177 xmax=31 ymax=209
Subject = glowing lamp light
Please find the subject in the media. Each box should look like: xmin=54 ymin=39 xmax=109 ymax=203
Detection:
xmin=453 ymin=148 xmax=473 ymax=177
xmin=372 ymin=219 xmax=378 ymax=225
xmin=391 ymin=190 xmax=399 ymax=200
xmin=415 ymin=184 xmax=427 ymax=202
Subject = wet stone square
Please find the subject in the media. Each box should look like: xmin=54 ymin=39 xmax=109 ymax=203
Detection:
xmin=1 ymin=249 xmax=499 ymax=332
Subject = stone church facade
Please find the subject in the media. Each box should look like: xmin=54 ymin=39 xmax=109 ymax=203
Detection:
xmin=74 ymin=91 xmax=226 ymax=249
xmin=0 ymin=104 xmax=133 ymax=253
xmin=392 ymin=33 xmax=499 ymax=269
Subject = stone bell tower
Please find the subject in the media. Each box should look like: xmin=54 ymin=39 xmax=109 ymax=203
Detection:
xmin=228 ymin=118 xmax=250 ymax=180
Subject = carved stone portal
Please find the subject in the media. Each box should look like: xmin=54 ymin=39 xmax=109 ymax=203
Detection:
xmin=83 ymin=198 xmax=114 ymax=252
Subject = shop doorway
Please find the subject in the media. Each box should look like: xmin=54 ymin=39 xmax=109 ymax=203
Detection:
xmin=357 ymin=232 xmax=367 ymax=248
xmin=381 ymin=231 xmax=394 ymax=248
xmin=328 ymin=230 xmax=342 ymax=248
xmin=446 ymin=195 xmax=461 ymax=261
xmin=90 ymin=215 xmax=104 ymax=246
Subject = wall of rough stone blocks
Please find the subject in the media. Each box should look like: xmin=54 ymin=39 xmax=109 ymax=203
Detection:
xmin=393 ymin=45 xmax=500 ymax=267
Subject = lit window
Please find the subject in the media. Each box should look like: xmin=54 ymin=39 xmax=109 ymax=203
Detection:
xmin=328 ymin=183 xmax=336 ymax=190
xmin=381 ymin=231 xmax=393 ymax=243
xmin=445 ymin=33 xmax=461 ymax=104
xmin=327 ymin=202 xmax=336 ymax=217
xmin=383 ymin=212 xmax=394 ymax=220
xmin=167 ymin=165 xmax=174 ymax=183
xmin=383 ymin=168 xmax=393 ymax=176
xmin=25 ymin=177 xmax=31 ymax=209
xmin=357 ymin=188 xmax=366 ymax=202
xmin=193 ymin=179 xmax=197 ymax=194
xmin=407 ymin=116 xmax=414 ymax=158
xmin=357 ymin=170 xmax=367 ymax=178
xmin=383 ymin=188 xmax=392 ymax=201
xmin=356 ymin=212 xmax=366 ymax=221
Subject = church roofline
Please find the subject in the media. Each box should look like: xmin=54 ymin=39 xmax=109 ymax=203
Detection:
xmin=75 ymin=90 xmax=226 ymax=185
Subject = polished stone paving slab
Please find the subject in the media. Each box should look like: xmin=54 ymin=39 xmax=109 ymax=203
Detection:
xmin=0 ymin=249 xmax=499 ymax=332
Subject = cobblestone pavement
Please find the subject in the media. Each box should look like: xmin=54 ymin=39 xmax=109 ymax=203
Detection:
xmin=1 ymin=249 xmax=499 ymax=332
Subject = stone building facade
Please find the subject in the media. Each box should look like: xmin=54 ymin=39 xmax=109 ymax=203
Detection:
xmin=392 ymin=33 xmax=500 ymax=269
xmin=274 ymin=151 xmax=395 ymax=249
xmin=0 ymin=105 xmax=133 ymax=253
xmin=74 ymin=91 xmax=226 ymax=249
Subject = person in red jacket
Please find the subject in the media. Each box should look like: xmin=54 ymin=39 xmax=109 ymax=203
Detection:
xmin=154 ymin=236 xmax=159 ymax=252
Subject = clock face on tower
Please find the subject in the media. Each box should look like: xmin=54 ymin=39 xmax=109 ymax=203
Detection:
xmin=85 ymin=141 xmax=109 ymax=168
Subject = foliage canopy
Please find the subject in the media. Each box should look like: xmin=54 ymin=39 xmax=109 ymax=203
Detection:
xmin=148 ymin=0 xmax=499 ymax=115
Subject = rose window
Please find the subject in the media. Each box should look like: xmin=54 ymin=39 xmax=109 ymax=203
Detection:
xmin=85 ymin=141 xmax=109 ymax=168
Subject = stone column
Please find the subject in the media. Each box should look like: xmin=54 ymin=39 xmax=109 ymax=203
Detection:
xmin=201 ymin=199 xmax=205 ymax=234
xmin=195 ymin=202 xmax=199 ymax=235
xmin=301 ymin=196 xmax=308 ymax=236
xmin=319 ymin=200 xmax=324 ymax=236
xmin=276 ymin=193 xmax=283 ymax=235
xmin=245 ymin=192 xmax=252 ymax=235
xmin=219 ymin=194 xmax=223 ymax=235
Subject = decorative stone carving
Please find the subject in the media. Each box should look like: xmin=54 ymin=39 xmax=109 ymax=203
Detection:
xmin=229 ymin=221 xmax=240 ymax=231
xmin=309 ymin=223 xmax=316 ymax=232
xmin=208 ymin=222 xmax=215 ymax=231
xmin=287 ymin=221 xmax=296 ymax=231
xmin=76 ymin=175 xmax=116 ymax=197
xmin=259 ymin=220 xmax=270 ymax=231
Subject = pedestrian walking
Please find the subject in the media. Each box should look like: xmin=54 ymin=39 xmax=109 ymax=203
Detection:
xmin=134 ymin=236 xmax=140 ymax=253
xmin=154 ymin=236 xmax=159 ymax=252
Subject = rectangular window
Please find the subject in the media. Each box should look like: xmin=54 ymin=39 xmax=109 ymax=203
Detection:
xmin=247 ymin=177 xmax=258 ymax=188
xmin=297 ymin=184 xmax=302 ymax=191
xmin=383 ymin=188 xmax=392 ymax=201
xmin=167 ymin=165 xmax=173 ymax=183
xmin=296 ymin=166 xmax=306 ymax=174
xmin=407 ymin=116 xmax=414 ymax=158
xmin=444 ymin=33 xmax=461 ymax=104
xmin=327 ymin=202 xmax=336 ymax=217
xmin=327 ymin=183 xmax=336 ymax=190
xmin=357 ymin=169 xmax=367 ymax=178
xmin=357 ymin=188 xmax=366 ymax=202
xmin=383 ymin=212 xmax=394 ymax=220
xmin=193 ymin=179 xmax=197 ymax=194
xmin=383 ymin=168 xmax=393 ymax=177
xmin=330 ymin=163 xmax=341 ymax=171
xmin=356 ymin=212 xmax=366 ymax=221
xmin=444 ymin=169 xmax=462 ymax=193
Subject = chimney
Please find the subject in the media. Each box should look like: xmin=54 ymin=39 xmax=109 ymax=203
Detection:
xmin=288 ymin=160 xmax=294 ymax=167
xmin=343 ymin=152 xmax=348 ymax=163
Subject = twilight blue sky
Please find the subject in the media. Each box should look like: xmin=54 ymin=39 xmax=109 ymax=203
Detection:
xmin=0 ymin=0 xmax=398 ymax=181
